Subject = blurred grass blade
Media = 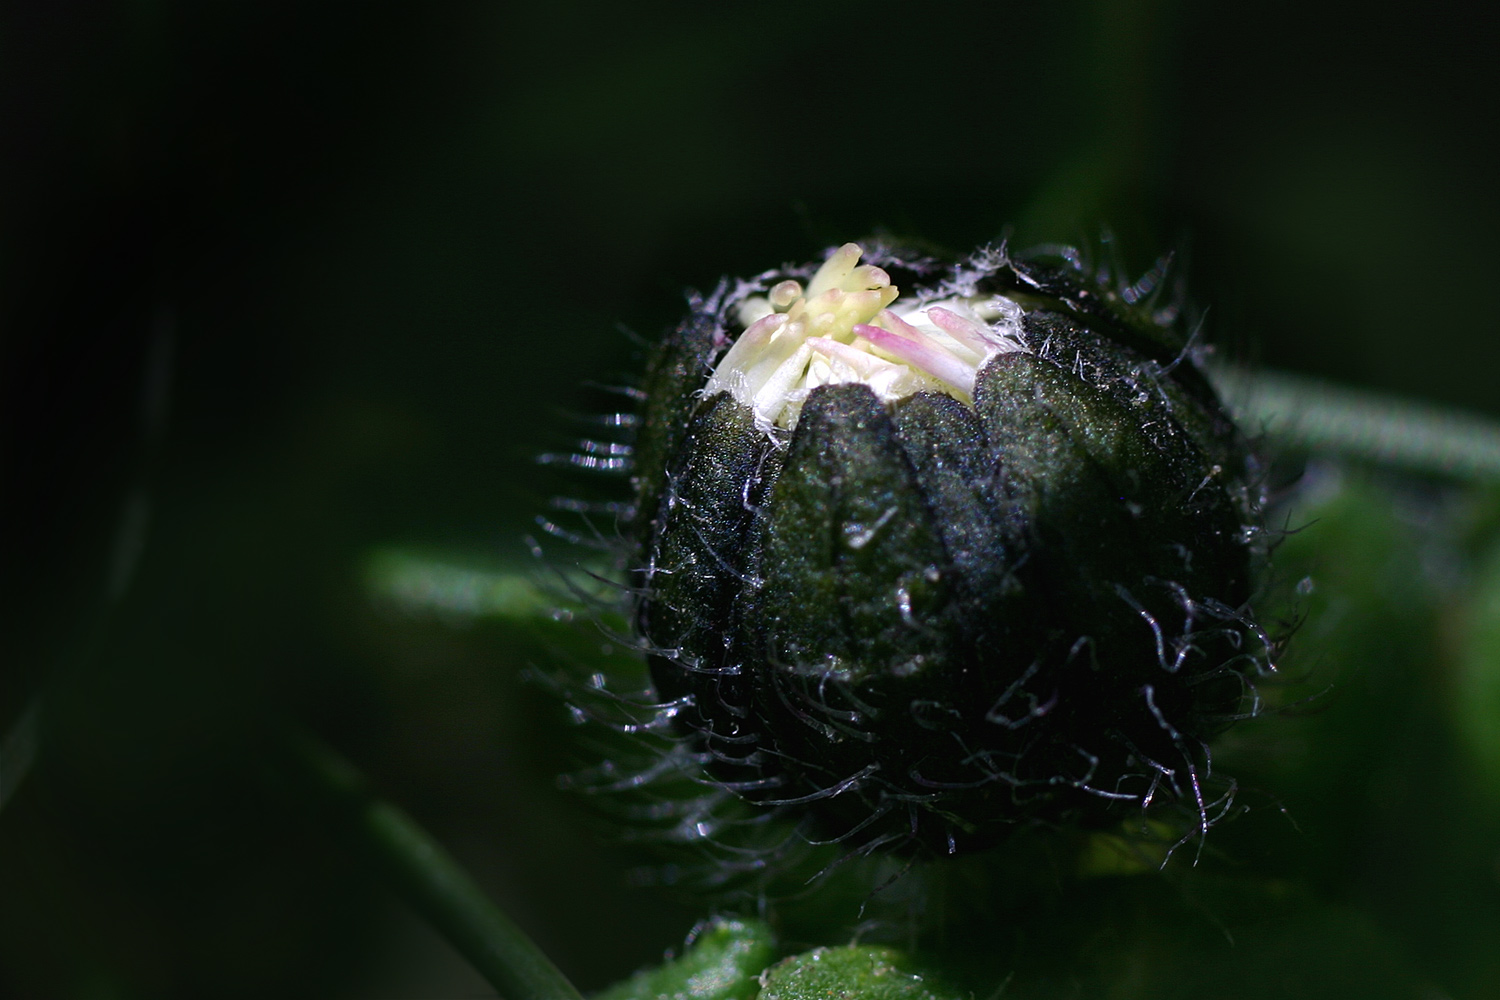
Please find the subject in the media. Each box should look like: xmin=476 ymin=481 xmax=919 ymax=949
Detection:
xmin=1216 ymin=366 xmax=1500 ymax=480
xmin=364 ymin=549 xmax=560 ymax=620
xmin=363 ymin=547 xmax=623 ymax=625
xmin=0 ymin=700 xmax=41 ymax=816
xmin=287 ymin=733 xmax=585 ymax=1000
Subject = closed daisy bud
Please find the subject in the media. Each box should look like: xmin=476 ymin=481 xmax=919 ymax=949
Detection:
xmin=610 ymin=241 xmax=1269 ymax=862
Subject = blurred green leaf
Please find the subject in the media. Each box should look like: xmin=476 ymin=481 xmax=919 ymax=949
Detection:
xmin=758 ymin=945 xmax=961 ymax=1000
xmin=593 ymin=917 xmax=775 ymax=1000
xmin=1454 ymin=528 xmax=1500 ymax=808
xmin=1208 ymin=471 xmax=1500 ymax=998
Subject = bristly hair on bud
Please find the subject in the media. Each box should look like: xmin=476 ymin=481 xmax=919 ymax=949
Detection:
xmin=540 ymin=239 xmax=1277 ymax=897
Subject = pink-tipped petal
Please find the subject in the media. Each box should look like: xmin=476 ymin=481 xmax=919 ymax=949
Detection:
xmin=806 ymin=243 xmax=863 ymax=298
xmin=854 ymin=324 xmax=975 ymax=395
xmin=925 ymin=306 xmax=995 ymax=354
xmin=849 ymin=264 xmax=891 ymax=290
xmin=742 ymin=310 xmax=788 ymax=344
xmin=871 ymin=309 xmax=927 ymax=341
xmin=841 ymin=288 xmax=888 ymax=322
xmin=809 ymin=336 xmax=884 ymax=375
xmin=769 ymin=280 xmax=803 ymax=309
xmin=707 ymin=313 xmax=787 ymax=392
xmin=851 ymin=321 xmax=899 ymax=343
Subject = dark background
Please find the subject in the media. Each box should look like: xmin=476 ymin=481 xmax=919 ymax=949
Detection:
xmin=3 ymin=2 xmax=1498 ymax=997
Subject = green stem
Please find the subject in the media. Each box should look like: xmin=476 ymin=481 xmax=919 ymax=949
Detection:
xmin=1214 ymin=366 xmax=1500 ymax=481
xmin=287 ymin=733 xmax=585 ymax=1000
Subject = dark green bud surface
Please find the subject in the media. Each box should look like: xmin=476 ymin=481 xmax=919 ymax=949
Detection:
xmin=623 ymin=242 xmax=1267 ymax=857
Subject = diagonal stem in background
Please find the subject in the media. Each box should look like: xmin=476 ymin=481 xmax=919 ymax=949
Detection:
xmin=284 ymin=733 xmax=585 ymax=1000
xmin=1215 ymin=366 xmax=1500 ymax=481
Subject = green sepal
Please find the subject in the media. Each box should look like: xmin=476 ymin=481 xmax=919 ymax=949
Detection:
xmin=752 ymin=383 xmax=953 ymax=687
xmin=745 ymin=384 xmax=959 ymax=801
xmin=640 ymin=393 xmax=777 ymax=717
xmin=592 ymin=917 xmax=776 ymax=1000
xmin=633 ymin=306 xmax=723 ymax=552
xmin=890 ymin=390 xmax=1029 ymax=632
xmin=1021 ymin=310 xmax=1242 ymax=485
xmin=757 ymin=945 xmax=962 ymax=1000
xmin=975 ymin=349 xmax=1240 ymax=652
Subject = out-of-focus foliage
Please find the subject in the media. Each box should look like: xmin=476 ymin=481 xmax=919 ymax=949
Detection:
xmin=538 ymin=468 xmax=1500 ymax=998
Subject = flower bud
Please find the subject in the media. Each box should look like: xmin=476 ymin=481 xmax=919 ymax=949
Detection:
xmin=624 ymin=242 xmax=1267 ymax=857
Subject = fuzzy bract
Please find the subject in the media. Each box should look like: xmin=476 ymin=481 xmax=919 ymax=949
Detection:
xmin=554 ymin=240 xmax=1272 ymax=877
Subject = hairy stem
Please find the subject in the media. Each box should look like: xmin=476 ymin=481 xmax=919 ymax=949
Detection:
xmin=1215 ymin=366 xmax=1500 ymax=481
